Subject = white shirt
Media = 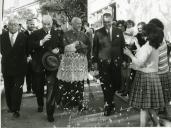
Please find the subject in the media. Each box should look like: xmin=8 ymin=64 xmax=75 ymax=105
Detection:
xmin=9 ymin=31 xmax=18 ymax=46
xmin=28 ymin=30 xmax=33 ymax=35
xmin=131 ymin=42 xmax=159 ymax=73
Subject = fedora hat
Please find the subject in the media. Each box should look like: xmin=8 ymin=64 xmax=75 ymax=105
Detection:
xmin=42 ymin=51 xmax=60 ymax=71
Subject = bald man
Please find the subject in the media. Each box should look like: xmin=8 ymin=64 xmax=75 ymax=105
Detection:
xmin=0 ymin=17 xmax=28 ymax=118
xmin=57 ymin=17 xmax=91 ymax=112
xmin=29 ymin=15 xmax=63 ymax=122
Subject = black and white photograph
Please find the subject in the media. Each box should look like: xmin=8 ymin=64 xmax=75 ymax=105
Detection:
xmin=1 ymin=0 xmax=171 ymax=127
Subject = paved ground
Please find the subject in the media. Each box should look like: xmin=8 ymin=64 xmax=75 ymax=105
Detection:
xmin=1 ymin=82 xmax=171 ymax=127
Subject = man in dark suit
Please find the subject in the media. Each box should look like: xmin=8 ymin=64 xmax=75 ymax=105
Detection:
xmin=93 ymin=13 xmax=125 ymax=116
xmin=0 ymin=17 xmax=28 ymax=118
xmin=24 ymin=18 xmax=37 ymax=94
xmin=29 ymin=15 xmax=63 ymax=122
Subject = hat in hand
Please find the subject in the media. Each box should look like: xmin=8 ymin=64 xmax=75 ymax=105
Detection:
xmin=42 ymin=51 xmax=60 ymax=71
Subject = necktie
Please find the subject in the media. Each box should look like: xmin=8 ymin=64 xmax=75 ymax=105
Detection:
xmin=107 ymin=29 xmax=111 ymax=41
xmin=10 ymin=34 xmax=14 ymax=46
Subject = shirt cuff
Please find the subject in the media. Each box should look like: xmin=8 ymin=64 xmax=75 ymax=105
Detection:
xmin=40 ymin=40 xmax=43 ymax=46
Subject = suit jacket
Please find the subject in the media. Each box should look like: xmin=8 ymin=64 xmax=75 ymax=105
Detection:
xmin=0 ymin=31 xmax=28 ymax=76
xmin=29 ymin=28 xmax=64 ymax=72
xmin=93 ymin=27 xmax=125 ymax=65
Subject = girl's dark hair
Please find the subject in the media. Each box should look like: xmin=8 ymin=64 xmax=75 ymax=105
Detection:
xmin=126 ymin=20 xmax=135 ymax=27
xmin=137 ymin=21 xmax=146 ymax=27
xmin=148 ymin=18 xmax=164 ymax=30
xmin=143 ymin=23 xmax=164 ymax=49
xmin=116 ymin=20 xmax=127 ymax=31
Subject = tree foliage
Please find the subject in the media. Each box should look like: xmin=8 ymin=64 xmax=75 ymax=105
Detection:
xmin=40 ymin=0 xmax=87 ymax=22
xmin=17 ymin=8 xmax=36 ymax=20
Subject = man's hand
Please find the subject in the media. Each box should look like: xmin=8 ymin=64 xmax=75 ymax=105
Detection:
xmin=64 ymin=41 xmax=79 ymax=52
xmin=27 ymin=56 xmax=32 ymax=62
xmin=40 ymin=34 xmax=51 ymax=46
xmin=52 ymin=48 xmax=59 ymax=54
xmin=73 ymin=40 xmax=80 ymax=46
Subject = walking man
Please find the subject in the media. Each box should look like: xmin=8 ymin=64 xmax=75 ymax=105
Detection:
xmin=93 ymin=13 xmax=125 ymax=116
xmin=29 ymin=15 xmax=63 ymax=122
xmin=0 ymin=16 xmax=28 ymax=118
xmin=24 ymin=18 xmax=37 ymax=94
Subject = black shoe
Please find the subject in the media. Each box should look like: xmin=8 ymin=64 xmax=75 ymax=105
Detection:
xmin=78 ymin=105 xmax=87 ymax=112
xmin=26 ymin=90 xmax=31 ymax=93
xmin=118 ymin=90 xmax=124 ymax=93
xmin=38 ymin=106 xmax=43 ymax=112
xmin=13 ymin=111 xmax=20 ymax=118
xmin=47 ymin=116 xmax=54 ymax=122
xmin=104 ymin=106 xmax=112 ymax=116
xmin=121 ymin=92 xmax=127 ymax=96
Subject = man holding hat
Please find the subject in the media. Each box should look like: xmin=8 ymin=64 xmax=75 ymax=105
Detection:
xmin=29 ymin=15 xmax=63 ymax=122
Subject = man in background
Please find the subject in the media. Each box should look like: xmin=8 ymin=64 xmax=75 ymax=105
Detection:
xmin=24 ymin=18 xmax=37 ymax=94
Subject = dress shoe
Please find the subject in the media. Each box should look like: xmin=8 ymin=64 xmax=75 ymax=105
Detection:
xmin=118 ymin=90 xmax=124 ymax=93
xmin=26 ymin=90 xmax=31 ymax=93
xmin=47 ymin=116 xmax=54 ymax=122
xmin=121 ymin=92 xmax=128 ymax=96
xmin=13 ymin=111 xmax=20 ymax=118
xmin=78 ymin=105 xmax=87 ymax=112
xmin=104 ymin=107 xmax=112 ymax=116
xmin=104 ymin=105 xmax=116 ymax=116
xmin=38 ymin=106 xmax=43 ymax=112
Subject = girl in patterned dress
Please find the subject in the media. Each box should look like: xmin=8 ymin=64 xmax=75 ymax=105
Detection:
xmin=124 ymin=23 xmax=165 ymax=127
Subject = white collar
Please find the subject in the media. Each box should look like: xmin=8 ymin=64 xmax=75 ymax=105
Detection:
xmin=9 ymin=31 xmax=18 ymax=37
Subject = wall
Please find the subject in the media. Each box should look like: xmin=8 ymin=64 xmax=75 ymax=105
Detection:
xmin=116 ymin=0 xmax=171 ymax=40
xmin=88 ymin=0 xmax=171 ymax=40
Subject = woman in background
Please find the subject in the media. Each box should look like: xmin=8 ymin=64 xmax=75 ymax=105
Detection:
xmin=149 ymin=18 xmax=171 ymax=120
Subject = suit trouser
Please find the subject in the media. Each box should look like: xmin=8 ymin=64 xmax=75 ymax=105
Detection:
xmin=32 ymin=71 xmax=45 ymax=107
xmin=26 ymin=61 xmax=34 ymax=92
xmin=3 ymin=75 xmax=24 ymax=112
xmin=98 ymin=60 xmax=121 ymax=107
xmin=46 ymin=71 xmax=60 ymax=116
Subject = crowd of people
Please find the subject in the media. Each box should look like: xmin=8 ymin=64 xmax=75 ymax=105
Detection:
xmin=1 ymin=13 xmax=171 ymax=127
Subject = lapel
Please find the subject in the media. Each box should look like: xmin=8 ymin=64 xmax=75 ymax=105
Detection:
xmin=40 ymin=28 xmax=47 ymax=37
xmin=6 ymin=33 xmax=12 ymax=48
xmin=25 ymin=30 xmax=30 ymax=36
xmin=101 ymin=27 xmax=108 ymax=37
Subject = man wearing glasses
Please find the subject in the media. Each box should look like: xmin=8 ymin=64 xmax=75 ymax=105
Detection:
xmin=0 ymin=16 xmax=28 ymax=118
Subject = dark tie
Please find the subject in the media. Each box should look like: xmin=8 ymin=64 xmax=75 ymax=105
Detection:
xmin=107 ymin=29 xmax=111 ymax=41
